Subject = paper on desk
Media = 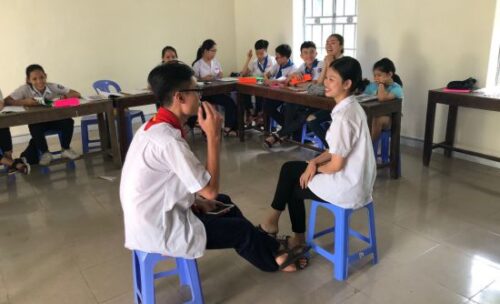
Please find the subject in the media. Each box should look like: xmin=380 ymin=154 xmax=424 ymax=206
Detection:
xmin=0 ymin=106 xmax=25 ymax=113
xmin=83 ymin=95 xmax=104 ymax=101
xmin=96 ymin=90 xmax=125 ymax=98
xmin=218 ymin=77 xmax=239 ymax=82
xmin=122 ymin=88 xmax=151 ymax=95
xmin=355 ymin=94 xmax=378 ymax=103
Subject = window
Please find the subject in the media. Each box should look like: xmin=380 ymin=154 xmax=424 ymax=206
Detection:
xmin=303 ymin=0 xmax=358 ymax=58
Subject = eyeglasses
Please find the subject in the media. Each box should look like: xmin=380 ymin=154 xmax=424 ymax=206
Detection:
xmin=179 ymin=88 xmax=203 ymax=98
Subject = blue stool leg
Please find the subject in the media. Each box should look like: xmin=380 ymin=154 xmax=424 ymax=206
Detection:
xmin=334 ymin=207 xmax=350 ymax=281
xmin=301 ymin=124 xmax=307 ymax=144
xmin=177 ymin=259 xmax=204 ymax=304
xmin=140 ymin=256 xmax=156 ymax=304
xmin=132 ymin=252 xmax=142 ymax=304
xmin=81 ymin=121 xmax=90 ymax=154
xmin=381 ymin=131 xmax=390 ymax=164
xmin=306 ymin=201 xmax=319 ymax=246
xmin=366 ymin=203 xmax=378 ymax=264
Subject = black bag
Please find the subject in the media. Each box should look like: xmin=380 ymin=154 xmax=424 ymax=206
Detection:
xmin=446 ymin=77 xmax=477 ymax=90
xmin=20 ymin=139 xmax=40 ymax=165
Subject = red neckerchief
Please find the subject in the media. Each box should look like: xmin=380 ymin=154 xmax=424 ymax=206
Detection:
xmin=144 ymin=107 xmax=185 ymax=138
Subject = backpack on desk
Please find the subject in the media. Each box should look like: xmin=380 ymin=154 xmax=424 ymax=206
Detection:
xmin=447 ymin=77 xmax=477 ymax=90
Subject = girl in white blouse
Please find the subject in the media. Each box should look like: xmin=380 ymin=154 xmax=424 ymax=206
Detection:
xmin=258 ymin=57 xmax=376 ymax=249
xmin=192 ymin=39 xmax=238 ymax=136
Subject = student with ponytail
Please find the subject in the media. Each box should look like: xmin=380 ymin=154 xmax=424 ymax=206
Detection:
xmin=258 ymin=57 xmax=376 ymax=250
xmin=363 ymin=57 xmax=403 ymax=141
xmin=192 ymin=39 xmax=238 ymax=136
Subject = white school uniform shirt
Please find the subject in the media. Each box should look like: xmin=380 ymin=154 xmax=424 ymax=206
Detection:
xmin=296 ymin=60 xmax=324 ymax=80
xmin=120 ymin=122 xmax=211 ymax=258
xmin=268 ymin=60 xmax=297 ymax=80
xmin=248 ymin=55 xmax=276 ymax=76
xmin=9 ymin=83 xmax=70 ymax=100
xmin=192 ymin=58 xmax=223 ymax=79
xmin=308 ymin=95 xmax=376 ymax=209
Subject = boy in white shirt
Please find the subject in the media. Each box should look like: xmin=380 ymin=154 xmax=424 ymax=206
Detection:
xmin=264 ymin=41 xmax=323 ymax=148
xmin=240 ymin=39 xmax=276 ymax=126
xmin=120 ymin=62 xmax=310 ymax=272
xmin=262 ymin=44 xmax=297 ymax=135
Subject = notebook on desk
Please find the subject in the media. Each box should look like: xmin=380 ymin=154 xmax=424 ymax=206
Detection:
xmin=355 ymin=94 xmax=378 ymax=103
xmin=0 ymin=106 xmax=26 ymax=114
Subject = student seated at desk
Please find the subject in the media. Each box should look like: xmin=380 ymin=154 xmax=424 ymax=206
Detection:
xmin=120 ymin=62 xmax=310 ymax=273
xmin=192 ymin=39 xmax=238 ymax=136
xmin=262 ymin=44 xmax=297 ymax=135
xmin=240 ymin=39 xmax=276 ymax=126
xmin=263 ymin=41 xmax=322 ymax=149
xmin=4 ymin=64 xmax=82 ymax=166
xmin=0 ymin=89 xmax=30 ymax=174
xmin=258 ymin=57 xmax=376 ymax=249
xmin=161 ymin=45 xmax=178 ymax=63
xmin=306 ymin=33 xmax=345 ymax=149
xmin=363 ymin=58 xmax=403 ymax=142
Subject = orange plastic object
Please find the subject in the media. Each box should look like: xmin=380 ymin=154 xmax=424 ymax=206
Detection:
xmin=238 ymin=77 xmax=257 ymax=84
xmin=289 ymin=74 xmax=312 ymax=85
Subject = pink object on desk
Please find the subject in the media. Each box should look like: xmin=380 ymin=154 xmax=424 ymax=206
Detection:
xmin=442 ymin=88 xmax=471 ymax=93
xmin=53 ymin=98 xmax=80 ymax=107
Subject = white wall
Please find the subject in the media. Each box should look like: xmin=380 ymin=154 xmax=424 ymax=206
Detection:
xmin=3 ymin=0 xmax=500 ymax=158
xmin=1 ymin=0 xmax=237 ymax=136
xmin=357 ymin=0 xmax=500 ymax=156
xmin=233 ymin=0 xmax=294 ymax=70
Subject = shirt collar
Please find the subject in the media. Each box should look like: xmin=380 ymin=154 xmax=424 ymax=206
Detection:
xmin=30 ymin=84 xmax=52 ymax=97
xmin=331 ymin=95 xmax=356 ymax=115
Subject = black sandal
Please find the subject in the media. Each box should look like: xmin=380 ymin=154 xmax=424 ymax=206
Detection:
xmin=9 ymin=158 xmax=30 ymax=175
xmin=276 ymin=244 xmax=311 ymax=271
xmin=223 ymin=128 xmax=239 ymax=137
xmin=262 ymin=133 xmax=281 ymax=149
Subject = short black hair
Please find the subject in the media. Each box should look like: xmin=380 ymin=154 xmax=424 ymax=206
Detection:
xmin=300 ymin=41 xmax=316 ymax=52
xmin=161 ymin=46 xmax=178 ymax=59
xmin=330 ymin=57 xmax=365 ymax=94
xmin=275 ymin=44 xmax=292 ymax=59
xmin=147 ymin=62 xmax=194 ymax=107
xmin=254 ymin=39 xmax=269 ymax=50
xmin=26 ymin=64 xmax=45 ymax=78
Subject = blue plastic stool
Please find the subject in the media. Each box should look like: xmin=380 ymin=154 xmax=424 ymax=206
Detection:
xmin=373 ymin=129 xmax=401 ymax=176
xmin=132 ymin=250 xmax=204 ymax=304
xmin=40 ymin=130 xmax=76 ymax=174
xmin=301 ymin=124 xmax=324 ymax=150
xmin=81 ymin=80 xmax=145 ymax=153
xmin=306 ymin=201 xmax=378 ymax=281
xmin=80 ymin=111 xmax=144 ymax=153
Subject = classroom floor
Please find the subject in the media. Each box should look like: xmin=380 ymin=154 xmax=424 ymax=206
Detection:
xmin=1 ymin=131 xmax=500 ymax=304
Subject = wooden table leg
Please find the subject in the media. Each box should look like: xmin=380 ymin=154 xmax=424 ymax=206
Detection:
xmin=106 ymin=106 xmax=121 ymax=166
xmin=97 ymin=112 xmax=109 ymax=153
xmin=390 ymin=110 xmax=402 ymax=179
xmin=423 ymin=96 xmax=437 ymax=166
xmin=116 ymin=105 xmax=129 ymax=161
xmin=237 ymin=92 xmax=245 ymax=142
xmin=444 ymin=105 xmax=458 ymax=158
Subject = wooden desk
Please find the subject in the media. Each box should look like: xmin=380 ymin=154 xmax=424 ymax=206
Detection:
xmin=423 ymin=89 xmax=500 ymax=166
xmin=113 ymin=82 xmax=402 ymax=178
xmin=236 ymin=83 xmax=403 ymax=179
xmin=114 ymin=82 xmax=236 ymax=158
xmin=0 ymin=100 xmax=121 ymax=166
